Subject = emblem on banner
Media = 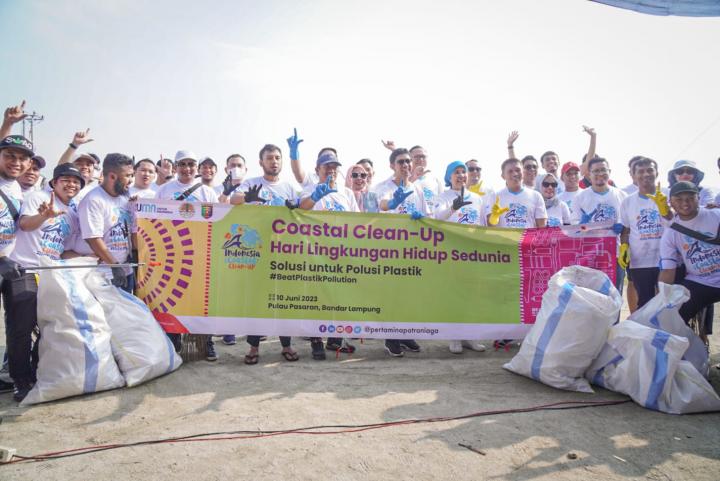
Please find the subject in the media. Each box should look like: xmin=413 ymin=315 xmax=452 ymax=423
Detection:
xmin=179 ymin=203 xmax=195 ymax=219
xmin=222 ymin=223 xmax=262 ymax=270
xmin=201 ymin=204 xmax=213 ymax=219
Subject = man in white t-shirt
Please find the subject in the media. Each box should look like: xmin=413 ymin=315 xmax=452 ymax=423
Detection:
xmin=129 ymin=158 xmax=158 ymax=199
xmin=621 ymin=156 xmax=642 ymax=196
xmin=155 ymin=151 xmax=219 ymax=203
xmin=215 ymin=154 xmax=248 ymax=199
xmin=619 ymin=157 xmax=672 ymax=309
xmin=0 ymin=135 xmax=35 ymax=400
xmin=559 ymin=161 xmax=581 ymax=216
xmin=658 ymin=181 xmax=720 ymax=337
xmin=152 ymin=157 xmax=175 ymax=190
xmin=8 ymin=163 xmax=84 ymax=402
xmin=17 ymin=155 xmax=45 ymax=194
xmin=487 ymin=158 xmax=547 ymax=229
xmin=408 ymin=145 xmax=444 ymax=215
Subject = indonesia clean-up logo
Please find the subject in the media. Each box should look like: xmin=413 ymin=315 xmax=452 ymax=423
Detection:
xmin=222 ymin=223 xmax=262 ymax=270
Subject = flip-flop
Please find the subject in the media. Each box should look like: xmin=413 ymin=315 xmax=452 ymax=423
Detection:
xmin=281 ymin=350 xmax=299 ymax=362
xmin=244 ymin=353 xmax=259 ymax=365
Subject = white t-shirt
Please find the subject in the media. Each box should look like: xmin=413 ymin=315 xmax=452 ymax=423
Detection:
xmin=488 ymin=187 xmax=547 ymax=229
xmin=622 ymin=183 xmax=638 ymax=196
xmin=73 ymin=180 xmax=99 ymax=204
xmin=372 ymin=178 xmax=429 ymax=216
xmin=238 ymin=176 xmax=301 ymax=206
xmin=699 ymin=187 xmax=716 ymax=207
xmin=434 ymin=189 xmax=486 ymax=226
xmin=78 ymin=186 xmax=133 ymax=268
xmin=546 ymin=200 xmax=571 ymax=227
xmin=558 ymin=189 xmax=580 ymax=216
xmin=155 ymin=179 xmax=219 ymax=203
xmin=659 ymin=208 xmax=720 ymax=288
xmin=301 ymin=183 xmax=359 ymax=212
xmin=571 ymin=186 xmax=627 ymax=225
xmin=0 ymin=179 xmax=23 ymax=257
xmin=11 ymin=191 xmax=79 ymax=267
xmin=129 ymin=185 xmax=157 ymax=199
xmin=414 ymin=173 xmax=444 ymax=215
xmin=620 ymin=193 xmax=667 ymax=269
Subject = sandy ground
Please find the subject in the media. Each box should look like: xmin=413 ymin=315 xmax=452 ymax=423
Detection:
xmin=0 ymin=307 xmax=719 ymax=481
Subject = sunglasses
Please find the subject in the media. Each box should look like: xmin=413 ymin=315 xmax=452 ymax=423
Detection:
xmin=467 ymin=167 xmax=481 ymax=173
xmin=395 ymin=159 xmax=412 ymax=165
xmin=675 ymin=168 xmax=696 ymax=175
xmin=351 ymin=172 xmax=368 ymax=179
xmin=590 ymin=168 xmax=609 ymax=174
xmin=542 ymin=182 xmax=558 ymax=188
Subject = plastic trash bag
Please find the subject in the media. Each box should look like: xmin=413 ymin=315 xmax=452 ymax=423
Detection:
xmin=22 ymin=260 xmax=125 ymax=405
xmin=586 ymin=320 xmax=720 ymax=414
xmin=85 ymin=271 xmax=182 ymax=387
xmin=504 ymin=265 xmax=622 ymax=392
xmin=626 ymin=282 xmax=709 ymax=378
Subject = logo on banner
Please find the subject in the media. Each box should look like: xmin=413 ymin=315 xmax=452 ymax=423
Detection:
xmin=319 ymin=324 xmax=363 ymax=334
xmin=201 ymin=204 xmax=213 ymax=219
xmin=222 ymin=223 xmax=262 ymax=270
xmin=179 ymin=203 xmax=195 ymax=218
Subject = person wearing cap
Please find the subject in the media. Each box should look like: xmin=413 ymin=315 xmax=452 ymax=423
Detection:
xmin=57 ymin=129 xmax=98 ymax=194
xmin=215 ymin=154 xmax=248 ymax=199
xmin=659 ymin=181 xmax=720 ymax=340
xmin=17 ymin=155 xmax=46 ymax=193
xmin=129 ymin=158 xmax=158 ymax=199
xmin=536 ymin=172 xmax=571 ymax=227
xmin=153 ymin=158 xmax=175 ymax=190
xmin=198 ymin=157 xmax=218 ymax=188
xmin=230 ymin=144 xmax=301 ymax=363
xmin=435 ymin=161 xmax=487 ymax=354
xmin=7 ymin=163 xmax=84 ymax=402
xmin=155 ymin=151 xmax=219 ymax=203
xmin=619 ymin=157 xmax=673 ymax=310
xmin=667 ymin=160 xmax=716 ymax=207
xmin=298 ymin=151 xmax=360 ymax=359
xmin=558 ymin=161 xmax=581 ymax=216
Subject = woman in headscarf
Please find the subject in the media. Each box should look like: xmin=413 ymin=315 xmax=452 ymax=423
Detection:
xmin=435 ymin=161 xmax=487 ymax=354
xmin=345 ymin=162 xmax=379 ymax=213
xmin=535 ymin=172 xmax=571 ymax=227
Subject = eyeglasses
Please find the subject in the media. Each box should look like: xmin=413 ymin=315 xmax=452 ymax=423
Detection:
xmin=351 ymin=172 xmax=368 ymax=179
xmin=524 ymin=165 xmax=538 ymax=170
xmin=542 ymin=182 xmax=558 ymax=188
xmin=675 ymin=168 xmax=696 ymax=175
xmin=395 ymin=159 xmax=412 ymax=165
xmin=590 ymin=168 xmax=609 ymax=174
xmin=467 ymin=167 xmax=481 ymax=173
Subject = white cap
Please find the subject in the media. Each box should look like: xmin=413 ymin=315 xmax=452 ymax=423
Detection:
xmin=174 ymin=150 xmax=198 ymax=163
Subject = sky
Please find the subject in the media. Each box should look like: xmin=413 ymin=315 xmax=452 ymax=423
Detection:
xmin=1 ymin=0 xmax=719 ymax=190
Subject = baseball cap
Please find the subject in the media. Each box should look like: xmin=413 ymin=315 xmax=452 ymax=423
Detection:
xmin=50 ymin=163 xmax=86 ymax=189
xmin=669 ymin=181 xmax=699 ymax=197
xmin=199 ymin=156 xmax=217 ymax=168
xmin=0 ymin=135 xmax=34 ymax=157
xmin=72 ymin=152 xmax=100 ymax=165
xmin=317 ymin=152 xmax=341 ymax=167
xmin=31 ymin=155 xmax=46 ymax=169
xmin=561 ymin=161 xmax=580 ymax=176
xmin=175 ymin=150 xmax=198 ymax=163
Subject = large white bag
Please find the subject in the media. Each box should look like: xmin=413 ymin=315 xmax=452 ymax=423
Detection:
xmin=23 ymin=261 xmax=125 ymax=405
xmin=504 ymin=265 xmax=622 ymax=393
xmin=85 ymin=271 xmax=182 ymax=386
xmin=627 ymin=282 xmax=709 ymax=378
xmin=586 ymin=321 xmax=720 ymax=414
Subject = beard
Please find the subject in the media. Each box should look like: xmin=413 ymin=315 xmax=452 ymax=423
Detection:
xmin=114 ymin=178 xmax=129 ymax=197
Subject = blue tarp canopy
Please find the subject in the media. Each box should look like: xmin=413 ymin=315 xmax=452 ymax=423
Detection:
xmin=591 ymin=0 xmax=720 ymax=16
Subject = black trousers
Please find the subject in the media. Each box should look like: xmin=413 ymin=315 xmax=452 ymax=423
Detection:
xmin=4 ymin=273 xmax=40 ymax=386
xmin=679 ymin=279 xmax=719 ymax=335
xmin=247 ymin=335 xmax=291 ymax=348
xmin=628 ymin=267 xmax=659 ymax=309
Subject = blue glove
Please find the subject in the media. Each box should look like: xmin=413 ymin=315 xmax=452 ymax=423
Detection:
xmin=612 ymin=223 xmax=624 ymax=235
xmin=286 ymin=128 xmax=303 ymax=161
xmin=310 ymin=179 xmax=337 ymax=202
xmin=410 ymin=210 xmax=424 ymax=220
xmin=387 ymin=184 xmax=413 ymax=210
xmin=579 ymin=208 xmax=597 ymax=224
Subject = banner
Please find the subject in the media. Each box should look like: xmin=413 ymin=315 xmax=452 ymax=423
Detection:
xmin=135 ymin=200 xmax=616 ymax=340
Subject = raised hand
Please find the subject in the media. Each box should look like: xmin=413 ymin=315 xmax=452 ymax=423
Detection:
xmin=286 ymin=128 xmax=303 ymax=161
xmin=579 ymin=208 xmax=597 ymax=224
xmin=310 ymin=178 xmax=337 ymax=202
xmin=243 ymin=184 xmax=267 ymax=204
xmin=37 ymin=192 xmax=65 ymax=218
xmin=221 ymin=174 xmax=237 ymax=196
xmin=381 ymin=139 xmax=396 ymax=151
xmin=647 ymin=182 xmax=669 ymax=216
xmin=582 ymin=125 xmax=596 ymax=137
xmin=3 ymin=100 xmax=27 ymax=125
xmin=452 ymin=186 xmax=472 ymax=211
xmin=387 ymin=183 xmax=413 ymax=210
xmin=618 ymin=242 xmax=630 ymax=269
xmin=488 ymin=196 xmax=509 ymax=226
xmin=72 ymin=128 xmax=93 ymax=146
xmin=507 ymin=130 xmax=519 ymax=148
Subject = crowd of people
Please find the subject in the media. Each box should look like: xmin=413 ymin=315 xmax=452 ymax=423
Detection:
xmin=0 ymin=100 xmax=718 ymax=403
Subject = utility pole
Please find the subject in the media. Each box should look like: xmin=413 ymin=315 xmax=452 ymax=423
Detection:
xmin=21 ymin=111 xmax=44 ymax=145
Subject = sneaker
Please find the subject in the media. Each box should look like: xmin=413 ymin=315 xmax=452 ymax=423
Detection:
xmin=222 ymin=335 xmax=237 ymax=345
xmin=13 ymin=382 xmax=32 ymax=403
xmin=384 ymin=340 xmax=405 ymax=357
xmin=462 ymin=340 xmax=486 ymax=352
xmin=0 ymin=379 xmax=14 ymax=394
xmin=206 ymin=341 xmax=218 ymax=362
xmin=449 ymin=340 xmax=463 ymax=354
xmin=399 ymin=339 xmax=421 ymax=352
xmin=493 ymin=340 xmax=511 ymax=351
xmin=311 ymin=340 xmax=326 ymax=360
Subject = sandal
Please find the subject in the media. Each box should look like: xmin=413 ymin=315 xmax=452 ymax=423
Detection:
xmin=325 ymin=342 xmax=356 ymax=354
xmin=281 ymin=350 xmax=299 ymax=362
xmin=244 ymin=353 xmax=259 ymax=365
